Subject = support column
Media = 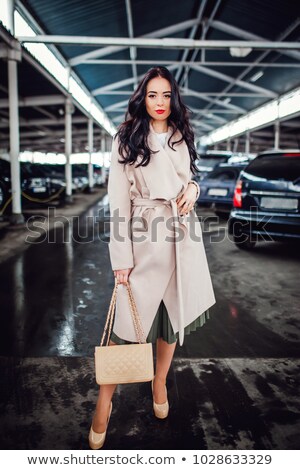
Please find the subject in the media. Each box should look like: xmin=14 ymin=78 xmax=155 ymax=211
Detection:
xmin=226 ymin=139 xmax=231 ymax=151
xmin=7 ymin=0 xmax=15 ymax=34
xmin=274 ymin=120 xmax=280 ymax=150
xmin=8 ymin=56 xmax=24 ymax=224
xmin=87 ymin=117 xmax=94 ymax=193
xmin=65 ymin=97 xmax=73 ymax=203
xmin=245 ymin=131 xmax=250 ymax=154
xmin=101 ymin=131 xmax=108 ymax=184
xmin=7 ymin=0 xmax=24 ymax=224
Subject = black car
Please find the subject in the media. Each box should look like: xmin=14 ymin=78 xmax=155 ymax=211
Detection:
xmin=228 ymin=150 xmax=300 ymax=249
xmin=196 ymin=151 xmax=233 ymax=181
xmin=195 ymin=151 xmax=254 ymax=181
xmin=0 ymin=159 xmax=66 ymax=214
xmin=197 ymin=163 xmax=247 ymax=218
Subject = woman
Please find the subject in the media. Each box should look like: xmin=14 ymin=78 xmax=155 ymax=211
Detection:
xmin=89 ymin=66 xmax=216 ymax=449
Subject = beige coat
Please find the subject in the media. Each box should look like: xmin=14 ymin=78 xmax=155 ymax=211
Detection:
xmin=107 ymin=122 xmax=216 ymax=345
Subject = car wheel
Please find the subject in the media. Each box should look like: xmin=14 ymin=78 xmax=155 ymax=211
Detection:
xmin=233 ymin=233 xmax=256 ymax=250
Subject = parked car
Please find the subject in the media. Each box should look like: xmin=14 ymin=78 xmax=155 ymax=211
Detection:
xmin=228 ymin=150 xmax=300 ymax=250
xmin=36 ymin=164 xmax=89 ymax=193
xmin=0 ymin=159 xmax=66 ymax=214
xmin=93 ymin=164 xmax=106 ymax=186
xmin=21 ymin=162 xmax=66 ymax=201
xmin=197 ymin=163 xmax=247 ymax=218
xmin=195 ymin=151 xmax=255 ymax=181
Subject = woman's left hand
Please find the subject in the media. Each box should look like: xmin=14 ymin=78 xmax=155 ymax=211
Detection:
xmin=176 ymin=183 xmax=197 ymax=216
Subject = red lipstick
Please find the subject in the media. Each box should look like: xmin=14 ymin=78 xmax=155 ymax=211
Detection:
xmin=155 ymin=110 xmax=165 ymax=114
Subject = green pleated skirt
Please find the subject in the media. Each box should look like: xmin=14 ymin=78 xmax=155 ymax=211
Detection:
xmin=110 ymin=300 xmax=210 ymax=345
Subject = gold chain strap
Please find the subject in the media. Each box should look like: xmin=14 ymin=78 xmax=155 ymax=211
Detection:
xmin=126 ymin=282 xmax=146 ymax=343
xmin=100 ymin=278 xmax=118 ymax=346
xmin=100 ymin=278 xmax=146 ymax=346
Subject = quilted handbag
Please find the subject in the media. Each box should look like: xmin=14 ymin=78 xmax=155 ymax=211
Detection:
xmin=95 ymin=278 xmax=154 ymax=385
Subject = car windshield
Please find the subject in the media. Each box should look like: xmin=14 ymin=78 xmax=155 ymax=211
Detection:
xmin=197 ymin=157 xmax=228 ymax=169
xmin=245 ymin=154 xmax=300 ymax=182
xmin=207 ymin=168 xmax=239 ymax=181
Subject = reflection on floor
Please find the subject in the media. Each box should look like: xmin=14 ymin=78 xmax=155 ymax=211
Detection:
xmin=0 ymin=356 xmax=299 ymax=450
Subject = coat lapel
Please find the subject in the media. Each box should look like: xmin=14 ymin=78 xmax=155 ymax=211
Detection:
xmin=137 ymin=122 xmax=190 ymax=200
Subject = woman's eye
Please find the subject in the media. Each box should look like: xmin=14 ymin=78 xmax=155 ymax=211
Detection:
xmin=148 ymin=94 xmax=171 ymax=98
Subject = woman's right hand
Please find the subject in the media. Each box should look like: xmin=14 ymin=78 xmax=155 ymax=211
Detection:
xmin=114 ymin=268 xmax=133 ymax=285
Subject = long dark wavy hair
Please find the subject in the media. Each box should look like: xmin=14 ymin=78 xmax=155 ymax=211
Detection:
xmin=115 ymin=66 xmax=198 ymax=174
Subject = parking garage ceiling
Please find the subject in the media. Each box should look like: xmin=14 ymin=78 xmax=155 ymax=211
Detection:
xmin=0 ymin=0 xmax=300 ymax=152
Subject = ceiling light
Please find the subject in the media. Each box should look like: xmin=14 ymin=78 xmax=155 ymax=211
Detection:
xmin=229 ymin=47 xmax=252 ymax=58
xmin=201 ymin=86 xmax=300 ymax=145
xmin=250 ymin=71 xmax=264 ymax=82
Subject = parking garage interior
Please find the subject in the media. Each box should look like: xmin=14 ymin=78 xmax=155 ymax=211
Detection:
xmin=0 ymin=0 xmax=300 ymax=452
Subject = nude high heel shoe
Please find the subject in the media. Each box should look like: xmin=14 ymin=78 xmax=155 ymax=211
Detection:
xmin=151 ymin=378 xmax=169 ymax=419
xmin=89 ymin=402 xmax=113 ymax=450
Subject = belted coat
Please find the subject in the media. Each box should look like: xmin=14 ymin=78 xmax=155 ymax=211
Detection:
xmin=107 ymin=122 xmax=216 ymax=345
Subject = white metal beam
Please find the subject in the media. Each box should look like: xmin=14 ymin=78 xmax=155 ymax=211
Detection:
xmin=17 ymin=35 xmax=300 ymax=50
xmin=0 ymin=127 xmax=103 ymax=139
xmin=182 ymin=87 xmax=246 ymax=112
xmin=77 ymin=59 xmax=300 ymax=68
xmin=205 ymin=114 xmax=227 ymax=124
xmin=190 ymin=120 xmax=214 ymax=131
xmin=0 ymin=95 xmax=65 ymax=108
xmin=68 ymin=18 xmax=204 ymax=66
xmin=95 ymin=90 xmax=270 ymax=97
xmin=81 ymin=59 xmax=300 ymax=69
xmin=125 ymin=0 xmax=138 ymax=89
xmin=104 ymin=85 xmax=247 ymax=117
xmin=209 ymin=19 xmax=300 ymax=62
xmin=177 ymin=0 xmax=222 ymax=87
xmin=187 ymin=108 xmax=243 ymax=114
xmin=174 ymin=0 xmax=208 ymax=83
xmin=92 ymin=64 xmax=178 ymax=95
xmin=0 ymin=116 xmax=88 ymax=128
xmin=105 ymin=99 xmax=130 ymax=112
xmin=107 ymin=107 xmax=242 ymax=116
xmin=189 ymin=64 xmax=277 ymax=97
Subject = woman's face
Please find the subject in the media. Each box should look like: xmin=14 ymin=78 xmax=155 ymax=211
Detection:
xmin=145 ymin=76 xmax=172 ymax=124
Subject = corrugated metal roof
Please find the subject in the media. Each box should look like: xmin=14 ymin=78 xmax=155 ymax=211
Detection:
xmin=3 ymin=0 xmax=300 ymax=149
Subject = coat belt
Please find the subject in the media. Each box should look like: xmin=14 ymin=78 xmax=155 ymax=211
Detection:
xmin=131 ymin=197 xmax=186 ymax=345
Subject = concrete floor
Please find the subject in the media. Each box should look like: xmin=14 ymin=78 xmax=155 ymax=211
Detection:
xmin=0 ymin=198 xmax=299 ymax=450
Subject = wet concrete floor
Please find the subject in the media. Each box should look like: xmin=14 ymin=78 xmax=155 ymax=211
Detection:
xmin=0 ymin=198 xmax=299 ymax=449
